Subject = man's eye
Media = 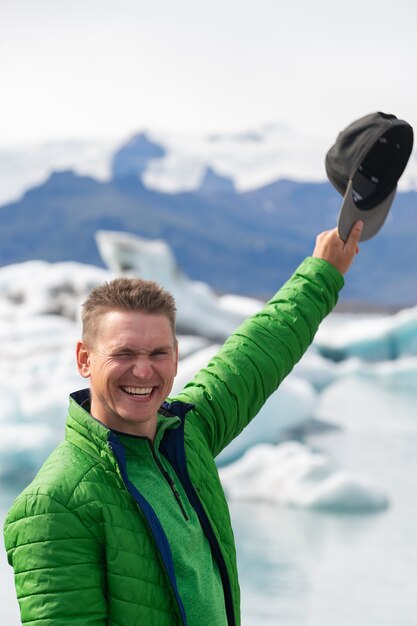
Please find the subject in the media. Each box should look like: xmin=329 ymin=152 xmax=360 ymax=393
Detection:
xmin=152 ymin=350 xmax=169 ymax=357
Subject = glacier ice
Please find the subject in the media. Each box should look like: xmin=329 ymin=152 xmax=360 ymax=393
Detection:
xmin=0 ymin=230 xmax=413 ymax=512
xmin=316 ymin=308 xmax=417 ymax=361
xmin=95 ymin=230 xmax=262 ymax=339
xmin=0 ymin=423 xmax=58 ymax=485
xmin=219 ymin=442 xmax=389 ymax=513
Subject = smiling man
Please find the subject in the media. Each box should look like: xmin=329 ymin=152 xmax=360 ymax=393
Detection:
xmin=77 ymin=306 xmax=179 ymax=439
xmin=4 ymin=224 xmax=362 ymax=626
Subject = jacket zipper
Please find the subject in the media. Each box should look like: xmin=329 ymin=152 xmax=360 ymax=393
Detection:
xmin=147 ymin=440 xmax=190 ymax=521
xmin=107 ymin=438 xmax=187 ymax=625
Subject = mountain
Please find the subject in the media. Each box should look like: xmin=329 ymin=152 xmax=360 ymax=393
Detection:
xmin=0 ymin=160 xmax=416 ymax=307
xmin=111 ymin=133 xmax=166 ymax=179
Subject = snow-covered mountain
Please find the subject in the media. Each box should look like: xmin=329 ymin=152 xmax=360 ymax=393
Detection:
xmin=2 ymin=123 xmax=416 ymax=206
xmin=1 ymin=124 xmax=417 ymax=307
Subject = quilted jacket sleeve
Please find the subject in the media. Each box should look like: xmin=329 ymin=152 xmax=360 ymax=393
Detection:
xmin=176 ymin=257 xmax=344 ymax=457
xmin=4 ymin=490 xmax=107 ymax=625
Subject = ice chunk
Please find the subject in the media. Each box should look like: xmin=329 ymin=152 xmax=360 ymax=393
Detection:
xmin=95 ymin=230 xmax=259 ymax=339
xmin=177 ymin=335 xmax=211 ymax=359
xmin=0 ymin=260 xmax=111 ymax=321
xmin=316 ymin=307 xmax=417 ymax=362
xmin=0 ymin=423 xmax=58 ymax=485
xmin=0 ymin=386 xmax=20 ymax=424
xmin=292 ymin=346 xmax=339 ymax=390
xmin=342 ymin=356 xmax=417 ymax=391
xmin=220 ymin=442 xmax=389 ymax=513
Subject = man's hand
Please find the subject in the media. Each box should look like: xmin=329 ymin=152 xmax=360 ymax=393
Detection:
xmin=312 ymin=221 xmax=363 ymax=275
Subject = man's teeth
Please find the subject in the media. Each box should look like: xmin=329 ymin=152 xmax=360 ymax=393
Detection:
xmin=123 ymin=387 xmax=153 ymax=396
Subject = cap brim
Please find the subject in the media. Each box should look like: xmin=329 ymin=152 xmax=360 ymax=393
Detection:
xmin=337 ymin=179 xmax=397 ymax=242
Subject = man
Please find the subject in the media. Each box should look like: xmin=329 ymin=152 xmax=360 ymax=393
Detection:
xmin=4 ymin=223 xmax=362 ymax=625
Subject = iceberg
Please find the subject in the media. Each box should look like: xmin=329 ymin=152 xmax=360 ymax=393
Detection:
xmin=177 ymin=335 xmax=211 ymax=359
xmin=0 ymin=229 xmax=412 ymax=514
xmin=0 ymin=423 xmax=58 ymax=485
xmin=291 ymin=345 xmax=339 ymax=390
xmin=95 ymin=230 xmax=263 ymax=339
xmin=335 ymin=356 xmax=417 ymax=392
xmin=0 ymin=385 xmax=20 ymax=425
xmin=0 ymin=260 xmax=111 ymax=321
xmin=219 ymin=442 xmax=389 ymax=513
xmin=316 ymin=307 xmax=417 ymax=362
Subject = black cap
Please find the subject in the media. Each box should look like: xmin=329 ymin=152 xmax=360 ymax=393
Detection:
xmin=325 ymin=112 xmax=414 ymax=241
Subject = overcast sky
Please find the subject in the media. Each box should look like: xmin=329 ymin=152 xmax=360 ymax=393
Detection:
xmin=1 ymin=0 xmax=416 ymax=147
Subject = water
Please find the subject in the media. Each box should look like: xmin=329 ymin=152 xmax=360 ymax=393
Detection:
xmin=2 ymin=377 xmax=417 ymax=625
xmin=233 ymin=377 xmax=417 ymax=626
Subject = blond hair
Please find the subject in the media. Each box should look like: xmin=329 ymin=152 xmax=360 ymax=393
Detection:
xmin=81 ymin=278 xmax=176 ymax=345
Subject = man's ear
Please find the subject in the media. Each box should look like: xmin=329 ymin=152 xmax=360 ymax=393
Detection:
xmin=76 ymin=340 xmax=91 ymax=379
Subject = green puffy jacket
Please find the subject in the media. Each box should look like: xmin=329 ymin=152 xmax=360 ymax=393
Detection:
xmin=4 ymin=257 xmax=343 ymax=625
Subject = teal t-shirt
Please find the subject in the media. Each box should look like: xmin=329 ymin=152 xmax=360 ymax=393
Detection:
xmin=117 ymin=415 xmax=228 ymax=625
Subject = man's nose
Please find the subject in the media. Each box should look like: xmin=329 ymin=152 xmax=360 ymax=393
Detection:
xmin=132 ymin=356 xmax=153 ymax=378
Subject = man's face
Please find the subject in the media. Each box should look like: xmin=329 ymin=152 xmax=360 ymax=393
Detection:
xmin=76 ymin=309 xmax=178 ymax=439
